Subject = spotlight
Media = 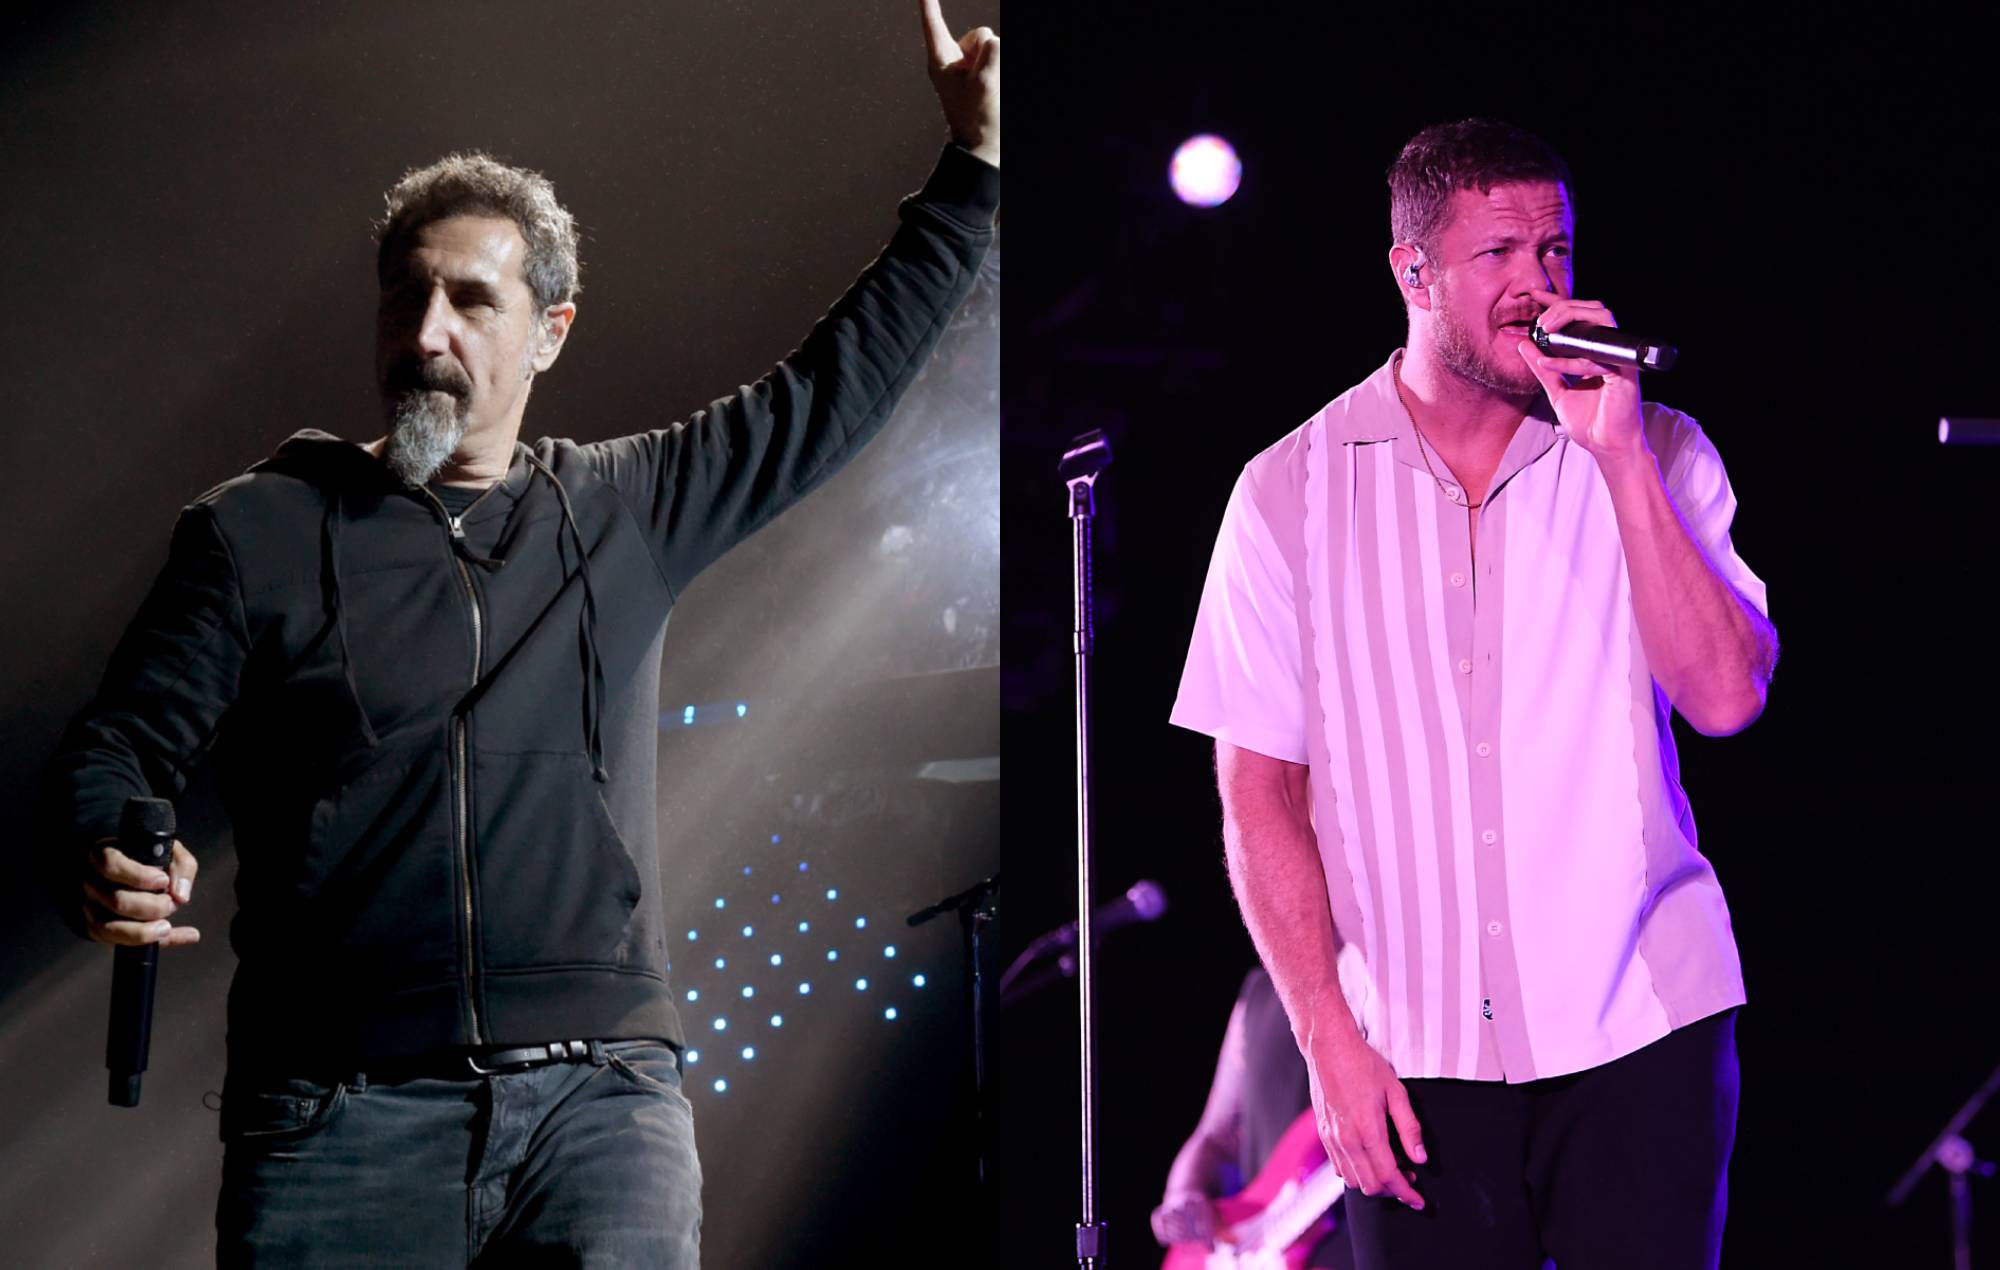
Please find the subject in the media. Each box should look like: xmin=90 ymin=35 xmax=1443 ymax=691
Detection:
xmin=1170 ymin=134 xmax=1242 ymax=208
xmin=856 ymin=978 xmax=869 ymax=991
xmin=885 ymin=1007 xmax=899 ymax=1021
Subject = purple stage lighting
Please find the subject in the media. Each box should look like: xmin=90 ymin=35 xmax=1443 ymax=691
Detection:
xmin=1170 ymin=134 xmax=1242 ymax=208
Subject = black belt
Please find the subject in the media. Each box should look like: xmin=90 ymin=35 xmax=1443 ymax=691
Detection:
xmin=350 ymin=1037 xmax=672 ymax=1085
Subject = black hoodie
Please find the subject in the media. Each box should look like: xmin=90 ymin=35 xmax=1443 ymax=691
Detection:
xmin=42 ymin=143 xmax=998 ymax=1076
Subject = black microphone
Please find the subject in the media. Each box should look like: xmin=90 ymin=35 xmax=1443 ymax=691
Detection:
xmin=107 ymin=797 xmax=174 ymax=1108
xmin=1036 ymin=879 xmax=1168 ymax=952
xmin=1530 ymin=319 xmax=1678 ymax=372
xmin=996 ymin=880 xmax=1170 ymax=1007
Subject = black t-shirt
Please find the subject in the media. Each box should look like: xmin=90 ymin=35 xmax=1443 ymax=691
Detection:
xmin=428 ymin=482 xmax=485 ymax=517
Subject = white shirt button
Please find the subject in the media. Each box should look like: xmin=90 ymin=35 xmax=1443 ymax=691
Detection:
xmin=1443 ymin=485 xmax=1460 ymax=501
xmin=1486 ymin=921 xmax=1503 ymax=937
xmin=1458 ymin=658 xmax=1473 ymax=674
xmin=1475 ymin=741 xmax=1492 ymax=757
xmin=1481 ymin=829 xmax=1497 ymax=844
xmin=1449 ymin=572 xmax=1466 ymax=588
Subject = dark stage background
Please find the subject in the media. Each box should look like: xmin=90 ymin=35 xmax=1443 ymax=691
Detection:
xmin=999 ymin=9 xmax=1999 ymax=1269
xmin=1 ymin=3 xmax=997 ymax=1267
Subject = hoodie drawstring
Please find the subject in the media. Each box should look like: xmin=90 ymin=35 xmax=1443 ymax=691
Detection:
xmin=521 ymin=452 xmax=609 ymax=784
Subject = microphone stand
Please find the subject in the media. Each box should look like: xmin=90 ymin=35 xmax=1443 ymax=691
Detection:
xmin=1887 ymin=1058 xmax=2000 ymax=1270
xmin=907 ymin=873 xmax=1001 ymax=1195
xmin=1060 ymin=429 xmax=1113 ymax=1270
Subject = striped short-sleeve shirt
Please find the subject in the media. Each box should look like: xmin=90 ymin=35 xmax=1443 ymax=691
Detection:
xmin=1172 ymin=349 xmax=1764 ymax=1083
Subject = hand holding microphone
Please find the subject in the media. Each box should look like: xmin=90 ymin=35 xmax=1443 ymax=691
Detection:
xmin=85 ymin=797 xmax=199 ymax=1106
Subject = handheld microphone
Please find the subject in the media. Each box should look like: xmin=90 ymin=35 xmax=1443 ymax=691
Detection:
xmin=1530 ymin=320 xmax=1678 ymax=372
xmin=107 ymin=797 xmax=174 ymax=1107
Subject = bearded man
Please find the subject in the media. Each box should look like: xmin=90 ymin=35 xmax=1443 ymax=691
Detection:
xmin=1172 ymin=118 xmax=1775 ymax=1270
xmin=41 ymin=3 xmax=997 ymax=1263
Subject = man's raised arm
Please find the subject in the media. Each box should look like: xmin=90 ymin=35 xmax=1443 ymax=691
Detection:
xmin=579 ymin=2 xmax=998 ymax=597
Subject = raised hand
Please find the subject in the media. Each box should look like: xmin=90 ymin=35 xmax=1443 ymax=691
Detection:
xmin=921 ymin=0 xmax=999 ymax=168
xmin=1515 ymin=287 xmax=1646 ymax=463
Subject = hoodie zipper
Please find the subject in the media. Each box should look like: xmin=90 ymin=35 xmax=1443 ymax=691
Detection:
xmin=422 ymin=483 xmax=497 ymax=1047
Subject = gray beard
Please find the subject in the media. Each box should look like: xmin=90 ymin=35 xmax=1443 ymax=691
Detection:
xmin=382 ymin=390 xmax=467 ymax=488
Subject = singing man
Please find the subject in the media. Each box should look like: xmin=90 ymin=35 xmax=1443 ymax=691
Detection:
xmin=1171 ymin=117 xmax=1775 ymax=1270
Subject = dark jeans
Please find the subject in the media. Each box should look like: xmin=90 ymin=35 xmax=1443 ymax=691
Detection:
xmin=213 ymin=1040 xmax=700 ymax=1267
xmin=1342 ymin=1008 xmax=1739 ymax=1270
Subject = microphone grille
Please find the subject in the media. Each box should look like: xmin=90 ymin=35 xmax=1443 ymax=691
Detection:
xmin=119 ymin=797 xmax=175 ymax=840
xmin=1125 ymin=879 xmax=1168 ymax=922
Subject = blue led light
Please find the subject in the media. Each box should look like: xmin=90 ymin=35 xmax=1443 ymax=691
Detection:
xmin=742 ymin=865 xmax=753 ymax=876
xmin=885 ymin=1007 xmax=899 ymax=1021
xmin=914 ymin=974 xmax=927 ymax=988
xmin=712 ymin=1017 xmax=728 ymax=1031
xmin=741 ymin=986 xmax=755 ymax=998
xmin=826 ymin=950 xmax=839 ymax=962
xmin=826 ymin=888 xmax=838 ymax=901
xmin=855 ymin=978 xmax=869 ymax=991
xmin=687 ymin=930 xmax=698 ymax=941
xmin=741 ymin=1046 xmax=755 ymax=1060
xmin=771 ymin=894 xmax=781 ymax=904
xmin=855 ymin=917 xmax=868 ymax=930
xmin=770 ymin=953 xmax=783 ymax=966
xmin=798 ymin=921 xmax=810 ymax=934
xmin=798 ymin=982 xmax=812 ymax=995
xmin=714 ymin=958 xmax=726 ymax=970
xmin=683 ymin=706 xmax=695 ymax=725
xmin=714 ymin=898 xmax=726 ymax=910
xmin=741 ymin=925 xmax=753 ymax=938
xmin=686 ymin=1049 xmax=700 ymax=1064
xmin=712 ymin=1078 xmax=727 ymax=1093
xmin=686 ymin=989 xmax=700 ymax=1002
xmin=736 ymin=703 xmax=748 ymax=718
xmin=885 ymin=945 xmax=897 ymax=958
xmin=769 ymin=1014 xmax=784 ymax=1027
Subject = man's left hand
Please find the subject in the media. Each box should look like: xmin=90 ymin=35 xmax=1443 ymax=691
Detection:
xmin=1515 ymin=288 xmax=1647 ymax=465
xmin=922 ymin=0 xmax=999 ymax=169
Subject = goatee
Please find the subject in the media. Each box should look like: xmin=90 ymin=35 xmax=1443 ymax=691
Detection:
xmin=380 ymin=365 xmax=471 ymax=488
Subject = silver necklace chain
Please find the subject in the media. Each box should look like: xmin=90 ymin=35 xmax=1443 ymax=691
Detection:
xmin=1393 ymin=360 xmax=1484 ymax=511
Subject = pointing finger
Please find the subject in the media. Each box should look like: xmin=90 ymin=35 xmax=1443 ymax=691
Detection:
xmin=921 ymin=0 xmax=960 ymax=69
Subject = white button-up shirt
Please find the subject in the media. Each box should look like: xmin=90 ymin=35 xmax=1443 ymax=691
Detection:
xmin=1172 ymin=350 xmax=1766 ymax=1082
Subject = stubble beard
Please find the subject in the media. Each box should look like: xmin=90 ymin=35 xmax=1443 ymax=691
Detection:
xmin=1432 ymin=279 xmax=1539 ymax=402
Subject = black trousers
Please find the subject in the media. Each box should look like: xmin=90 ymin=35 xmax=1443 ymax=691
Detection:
xmin=1342 ymin=1007 xmax=1738 ymax=1270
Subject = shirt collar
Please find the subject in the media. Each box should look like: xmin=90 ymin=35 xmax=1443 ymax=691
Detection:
xmin=1322 ymin=349 xmax=1565 ymax=501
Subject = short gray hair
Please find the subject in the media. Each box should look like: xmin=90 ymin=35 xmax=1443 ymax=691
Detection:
xmin=375 ymin=151 xmax=581 ymax=310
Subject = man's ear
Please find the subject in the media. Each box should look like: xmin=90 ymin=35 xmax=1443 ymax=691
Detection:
xmin=1387 ymin=245 xmax=1431 ymax=314
xmin=531 ymin=303 xmax=577 ymax=374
